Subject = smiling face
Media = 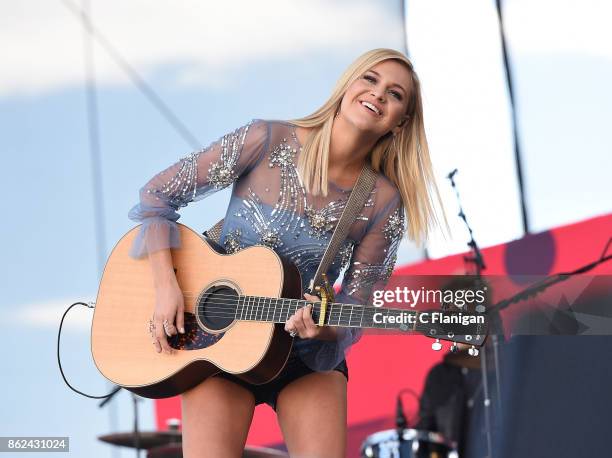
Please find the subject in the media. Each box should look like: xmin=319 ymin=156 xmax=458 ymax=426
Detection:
xmin=338 ymin=59 xmax=413 ymax=138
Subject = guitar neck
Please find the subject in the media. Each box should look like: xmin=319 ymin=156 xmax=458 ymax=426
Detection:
xmin=236 ymin=295 xmax=417 ymax=331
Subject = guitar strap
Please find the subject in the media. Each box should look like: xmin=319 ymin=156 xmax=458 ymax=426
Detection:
xmin=308 ymin=164 xmax=377 ymax=292
xmin=203 ymin=164 xmax=378 ymax=294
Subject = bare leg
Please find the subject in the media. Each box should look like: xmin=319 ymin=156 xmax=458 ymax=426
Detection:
xmin=181 ymin=377 xmax=256 ymax=458
xmin=276 ymin=371 xmax=347 ymax=458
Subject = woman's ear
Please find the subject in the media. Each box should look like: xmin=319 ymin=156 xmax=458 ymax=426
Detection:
xmin=392 ymin=115 xmax=410 ymax=135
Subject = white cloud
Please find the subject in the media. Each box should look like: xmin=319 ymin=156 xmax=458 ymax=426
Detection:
xmin=504 ymin=0 xmax=612 ymax=60
xmin=0 ymin=0 xmax=403 ymax=97
xmin=2 ymin=297 xmax=96 ymax=331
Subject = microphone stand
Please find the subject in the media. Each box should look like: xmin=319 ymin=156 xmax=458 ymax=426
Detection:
xmin=447 ymin=169 xmax=499 ymax=458
xmin=132 ymin=393 xmax=142 ymax=458
xmin=395 ymin=389 xmax=419 ymax=450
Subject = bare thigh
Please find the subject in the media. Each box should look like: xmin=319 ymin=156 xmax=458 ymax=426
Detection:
xmin=181 ymin=377 xmax=256 ymax=458
xmin=276 ymin=371 xmax=347 ymax=458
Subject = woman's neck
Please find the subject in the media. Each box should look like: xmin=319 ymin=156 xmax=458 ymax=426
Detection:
xmin=294 ymin=118 xmax=378 ymax=187
xmin=328 ymin=116 xmax=377 ymax=181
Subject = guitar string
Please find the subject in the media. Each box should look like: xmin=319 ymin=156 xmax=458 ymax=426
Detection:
xmin=189 ymin=306 xmax=387 ymax=321
xmin=168 ymin=301 xmax=421 ymax=329
xmin=160 ymin=306 xmax=476 ymax=338
xmin=154 ymin=303 xmax=477 ymax=337
xmin=175 ymin=291 xmax=425 ymax=311
xmin=175 ymin=291 xmax=457 ymax=312
xmin=147 ymin=290 xmax=427 ymax=323
xmin=192 ymin=302 xmax=422 ymax=318
xmin=143 ymin=293 xmax=469 ymax=331
xmin=189 ymin=303 xmax=384 ymax=320
xmin=186 ymin=300 xmax=413 ymax=316
xmin=174 ymin=307 xmax=477 ymax=337
xmin=190 ymin=302 xmax=411 ymax=319
xmin=150 ymin=295 xmax=403 ymax=323
xmin=156 ymin=301 xmax=422 ymax=329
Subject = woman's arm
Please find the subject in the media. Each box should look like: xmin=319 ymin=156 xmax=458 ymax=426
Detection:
xmin=297 ymin=181 xmax=405 ymax=370
xmin=128 ymin=120 xmax=269 ymax=258
xmin=129 ymin=120 xmax=269 ymax=353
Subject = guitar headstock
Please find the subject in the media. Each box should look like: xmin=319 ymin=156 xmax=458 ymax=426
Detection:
xmin=430 ymin=275 xmax=490 ymax=355
xmin=408 ymin=310 xmax=488 ymax=355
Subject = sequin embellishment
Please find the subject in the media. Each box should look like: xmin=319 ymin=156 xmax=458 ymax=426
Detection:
xmin=383 ymin=208 xmax=405 ymax=241
xmin=337 ymin=240 xmax=355 ymax=271
xmin=235 ymin=135 xmax=306 ymax=247
xmin=304 ymin=204 xmax=339 ymax=239
xmin=269 ymin=141 xmax=296 ymax=168
xmin=146 ymin=152 xmax=198 ymax=208
xmin=235 ymin=189 xmax=284 ymax=249
xmin=341 ymin=206 xmax=404 ymax=299
xmin=223 ymin=229 xmax=243 ymax=254
xmin=207 ymin=122 xmax=252 ymax=189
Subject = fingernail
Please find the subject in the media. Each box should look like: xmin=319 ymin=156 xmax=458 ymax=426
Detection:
xmin=180 ymin=327 xmax=185 ymax=334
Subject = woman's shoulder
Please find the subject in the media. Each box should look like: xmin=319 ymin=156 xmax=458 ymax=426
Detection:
xmin=372 ymin=170 xmax=402 ymax=208
xmin=249 ymin=118 xmax=295 ymax=131
xmin=247 ymin=119 xmax=301 ymax=143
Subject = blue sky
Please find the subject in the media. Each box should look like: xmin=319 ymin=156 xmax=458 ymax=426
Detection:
xmin=1 ymin=1 xmax=611 ymax=456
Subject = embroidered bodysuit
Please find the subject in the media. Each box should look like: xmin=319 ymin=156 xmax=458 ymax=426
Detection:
xmin=128 ymin=120 xmax=404 ymax=371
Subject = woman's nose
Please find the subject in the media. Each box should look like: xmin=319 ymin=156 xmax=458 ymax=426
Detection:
xmin=370 ymin=90 xmax=385 ymax=102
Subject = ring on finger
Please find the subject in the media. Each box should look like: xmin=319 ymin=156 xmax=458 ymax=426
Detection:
xmin=163 ymin=319 xmax=172 ymax=336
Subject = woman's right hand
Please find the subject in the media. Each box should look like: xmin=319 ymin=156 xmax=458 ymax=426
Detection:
xmin=152 ymin=277 xmax=185 ymax=354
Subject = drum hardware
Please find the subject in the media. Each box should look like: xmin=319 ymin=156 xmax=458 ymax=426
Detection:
xmin=98 ymin=430 xmax=182 ymax=449
xmin=361 ymin=428 xmax=457 ymax=458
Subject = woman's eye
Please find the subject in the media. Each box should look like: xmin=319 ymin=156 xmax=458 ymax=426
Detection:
xmin=389 ymin=90 xmax=402 ymax=100
xmin=363 ymin=75 xmax=376 ymax=83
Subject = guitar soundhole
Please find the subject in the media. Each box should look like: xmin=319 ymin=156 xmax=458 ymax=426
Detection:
xmin=197 ymin=285 xmax=238 ymax=331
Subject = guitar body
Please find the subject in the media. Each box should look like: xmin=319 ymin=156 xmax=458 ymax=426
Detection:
xmin=91 ymin=224 xmax=301 ymax=399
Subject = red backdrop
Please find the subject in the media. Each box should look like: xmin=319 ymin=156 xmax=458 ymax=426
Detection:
xmin=154 ymin=213 xmax=611 ymax=456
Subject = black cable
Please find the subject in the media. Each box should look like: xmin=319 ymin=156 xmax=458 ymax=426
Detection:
xmin=397 ymin=387 xmax=421 ymax=426
xmin=495 ymin=0 xmax=529 ymax=235
xmin=489 ymin=238 xmax=612 ymax=315
xmin=61 ymin=0 xmax=202 ymax=150
xmin=447 ymin=169 xmax=486 ymax=275
xmin=57 ymin=301 xmax=118 ymax=399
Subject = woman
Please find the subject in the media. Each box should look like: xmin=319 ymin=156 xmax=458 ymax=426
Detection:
xmin=129 ymin=48 xmax=442 ymax=457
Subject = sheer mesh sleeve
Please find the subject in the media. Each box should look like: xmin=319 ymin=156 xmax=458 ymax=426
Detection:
xmin=128 ymin=120 xmax=269 ymax=258
xmin=302 ymin=185 xmax=405 ymax=371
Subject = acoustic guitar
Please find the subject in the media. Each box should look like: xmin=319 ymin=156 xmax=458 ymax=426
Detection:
xmin=91 ymin=223 xmax=485 ymax=399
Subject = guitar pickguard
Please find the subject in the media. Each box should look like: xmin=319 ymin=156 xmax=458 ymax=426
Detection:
xmin=168 ymin=312 xmax=225 ymax=350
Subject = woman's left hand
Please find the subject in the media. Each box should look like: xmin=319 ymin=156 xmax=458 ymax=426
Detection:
xmin=285 ymin=293 xmax=338 ymax=340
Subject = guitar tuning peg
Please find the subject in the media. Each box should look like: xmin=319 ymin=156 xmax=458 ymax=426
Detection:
xmin=431 ymin=339 xmax=442 ymax=351
xmin=450 ymin=343 xmax=459 ymax=353
xmin=468 ymin=345 xmax=479 ymax=357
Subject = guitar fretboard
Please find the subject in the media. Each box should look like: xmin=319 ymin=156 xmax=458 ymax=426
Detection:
xmin=234 ymin=295 xmax=418 ymax=330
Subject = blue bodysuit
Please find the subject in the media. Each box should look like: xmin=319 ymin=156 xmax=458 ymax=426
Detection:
xmin=128 ymin=119 xmax=404 ymax=371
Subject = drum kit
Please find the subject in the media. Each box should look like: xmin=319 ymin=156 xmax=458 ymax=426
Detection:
xmin=359 ymin=347 xmax=479 ymax=458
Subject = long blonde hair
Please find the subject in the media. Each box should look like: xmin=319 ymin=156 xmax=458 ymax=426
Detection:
xmin=291 ymin=48 xmax=444 ymax=245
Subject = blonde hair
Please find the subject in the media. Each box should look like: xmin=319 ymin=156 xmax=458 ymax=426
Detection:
xmin=291 ymin=48 xmax=445 ymax=245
